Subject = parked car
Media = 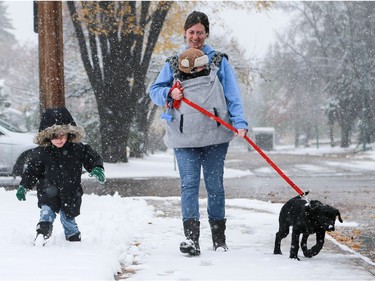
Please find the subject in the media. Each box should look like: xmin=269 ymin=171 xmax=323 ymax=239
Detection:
xmin=0 ymin=119 xmax=36 ymax=177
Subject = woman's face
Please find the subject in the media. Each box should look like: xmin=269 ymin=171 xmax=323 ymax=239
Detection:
xmin=184 ymin=23 xmax=208 ymax=50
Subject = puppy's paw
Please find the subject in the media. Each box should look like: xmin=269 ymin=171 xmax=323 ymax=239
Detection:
xmin=302 ymin=249 xmax=314 ymax=258
xmin=289 ymin=256 xmax=300 ymax=261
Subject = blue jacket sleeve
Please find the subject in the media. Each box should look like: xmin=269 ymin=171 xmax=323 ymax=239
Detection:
xmin=218 ymin=58 xmax=248 ymax=130
xmin=149 ymin=62 xmax=174 ymax=106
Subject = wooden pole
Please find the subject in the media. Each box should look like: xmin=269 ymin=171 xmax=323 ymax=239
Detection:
xmin=37 ymin=1 xmax=65 ymax=110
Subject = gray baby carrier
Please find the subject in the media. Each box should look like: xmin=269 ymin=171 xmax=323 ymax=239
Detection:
xmin=164 ymin=53 xmax=234 ymax=148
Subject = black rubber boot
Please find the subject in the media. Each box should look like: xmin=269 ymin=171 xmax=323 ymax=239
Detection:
xmin=34 ymin=222 xmax=53 ymax=246
xmin=209 ymin=218 xmax=228 ymax=251
xmin=67 ymin=232 xmax=81 ymax=242
xmin=180 ymin=219 xmax=200 ymax=256
xmin=36 ymin=221 xmax=53 ymax=239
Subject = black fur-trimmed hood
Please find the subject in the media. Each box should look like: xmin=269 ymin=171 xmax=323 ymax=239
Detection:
xmin=34 ymin=107 xmax=85 ymax=146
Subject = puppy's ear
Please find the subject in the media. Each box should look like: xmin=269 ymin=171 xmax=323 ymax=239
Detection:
xmin=302 ymin=203 xmax=311 ymax=217
xmin=308 ymin=201 xmax=320 ymax=212
xmin=336 ymin=210 xmax=343 ymax=223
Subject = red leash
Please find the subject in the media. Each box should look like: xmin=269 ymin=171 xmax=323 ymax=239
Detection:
xmin=181 ymin=96 xmax=306 ymax=197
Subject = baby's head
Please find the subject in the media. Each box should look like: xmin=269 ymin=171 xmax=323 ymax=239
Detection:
xmin=178 ymin=48 xmax=208 ymax=74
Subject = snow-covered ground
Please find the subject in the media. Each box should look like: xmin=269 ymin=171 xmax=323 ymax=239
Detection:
xmin=1 ymin=144 xmax=374 ymax=280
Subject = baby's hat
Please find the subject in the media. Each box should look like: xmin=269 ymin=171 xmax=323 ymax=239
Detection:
xmin=178 ymin=48 xmax=208 ymax=74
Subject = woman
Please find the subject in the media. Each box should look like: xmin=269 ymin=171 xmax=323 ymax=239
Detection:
xmin=149 ymin=11 xmax=248 ymax=256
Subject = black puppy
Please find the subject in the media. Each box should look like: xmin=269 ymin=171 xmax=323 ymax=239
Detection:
xmin=273 ymin=195 xmax=343 ymax=260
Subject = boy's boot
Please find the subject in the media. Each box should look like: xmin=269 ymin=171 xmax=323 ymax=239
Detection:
xmin=34 ymin=221 xmax=53 ymax=246
xmin=67 ymin=232 xmax=81 ymax=242
xmin=180 ymin=219 xmax=200 ymax=256
xmin=209 ymin=218 xmax=228 ymax=251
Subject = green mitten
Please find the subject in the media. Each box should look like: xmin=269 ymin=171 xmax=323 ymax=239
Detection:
xmin=16 ymin=185 xmax=27 ymax=201
xmin=89 ymin=167 xmax=106 ymax=184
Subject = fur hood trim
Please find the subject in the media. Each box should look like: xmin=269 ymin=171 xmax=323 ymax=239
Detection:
xmin=34 ymin=124 xmax=85 ymax=146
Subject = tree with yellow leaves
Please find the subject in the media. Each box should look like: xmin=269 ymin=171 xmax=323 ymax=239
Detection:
xmin=68 ymin=1 xmax=174 ymax=162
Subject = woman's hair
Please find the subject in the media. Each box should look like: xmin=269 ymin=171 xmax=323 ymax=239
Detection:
xmin=184 ymin=11 xmax=209 ymax=35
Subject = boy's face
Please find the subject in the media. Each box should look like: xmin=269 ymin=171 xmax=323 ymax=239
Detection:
xmin=51 ymin=133 xmax=68 ymax=148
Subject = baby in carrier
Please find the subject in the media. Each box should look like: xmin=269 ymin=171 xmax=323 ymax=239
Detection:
xmin=177 ymin=48 xmax=210 ymax=80
xmin=162 ymin=48 xmax=233 ymax=149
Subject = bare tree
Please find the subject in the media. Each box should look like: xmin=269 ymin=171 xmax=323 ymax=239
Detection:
xmin=261 ymin=1 xmax=375 ymax=148
xmin=0 ymin=1 xmax=16 ymax=79
xmin=67 ymin=1 xmax=172 ymax=162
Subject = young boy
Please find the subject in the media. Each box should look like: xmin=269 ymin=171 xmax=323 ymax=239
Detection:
xmin=16 ymin=107 xmax=105 ymax=246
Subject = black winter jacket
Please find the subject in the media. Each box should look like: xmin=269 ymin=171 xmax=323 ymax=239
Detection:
xmin=20 ymin=142 xmax=104 ymax=218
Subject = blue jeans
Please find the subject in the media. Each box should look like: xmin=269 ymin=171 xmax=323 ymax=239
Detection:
xmin=174 ymin=142 xmax=229 ymax=222
xmin=40 ymin=205 xmax=80 ymax=239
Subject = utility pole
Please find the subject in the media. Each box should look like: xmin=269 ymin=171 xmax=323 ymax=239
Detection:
xmin=34 ymin=1 xmax=65 ymax=110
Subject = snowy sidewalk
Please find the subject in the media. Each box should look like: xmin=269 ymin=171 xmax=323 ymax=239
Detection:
xmin=1 ymin=188 xmax=375 ymax=280
xmin=121 ymin=197 xmax=375 ymax=280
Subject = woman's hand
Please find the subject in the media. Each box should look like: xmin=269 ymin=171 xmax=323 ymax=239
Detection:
xmin=236 ymin=128 xmax=248 ymax=138
xmin=170 ymin=87 xmax=184 ymax=100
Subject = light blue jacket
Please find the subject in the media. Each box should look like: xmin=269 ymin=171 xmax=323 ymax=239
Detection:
xmin=149 ymin=44 xmax=248 ymax=130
